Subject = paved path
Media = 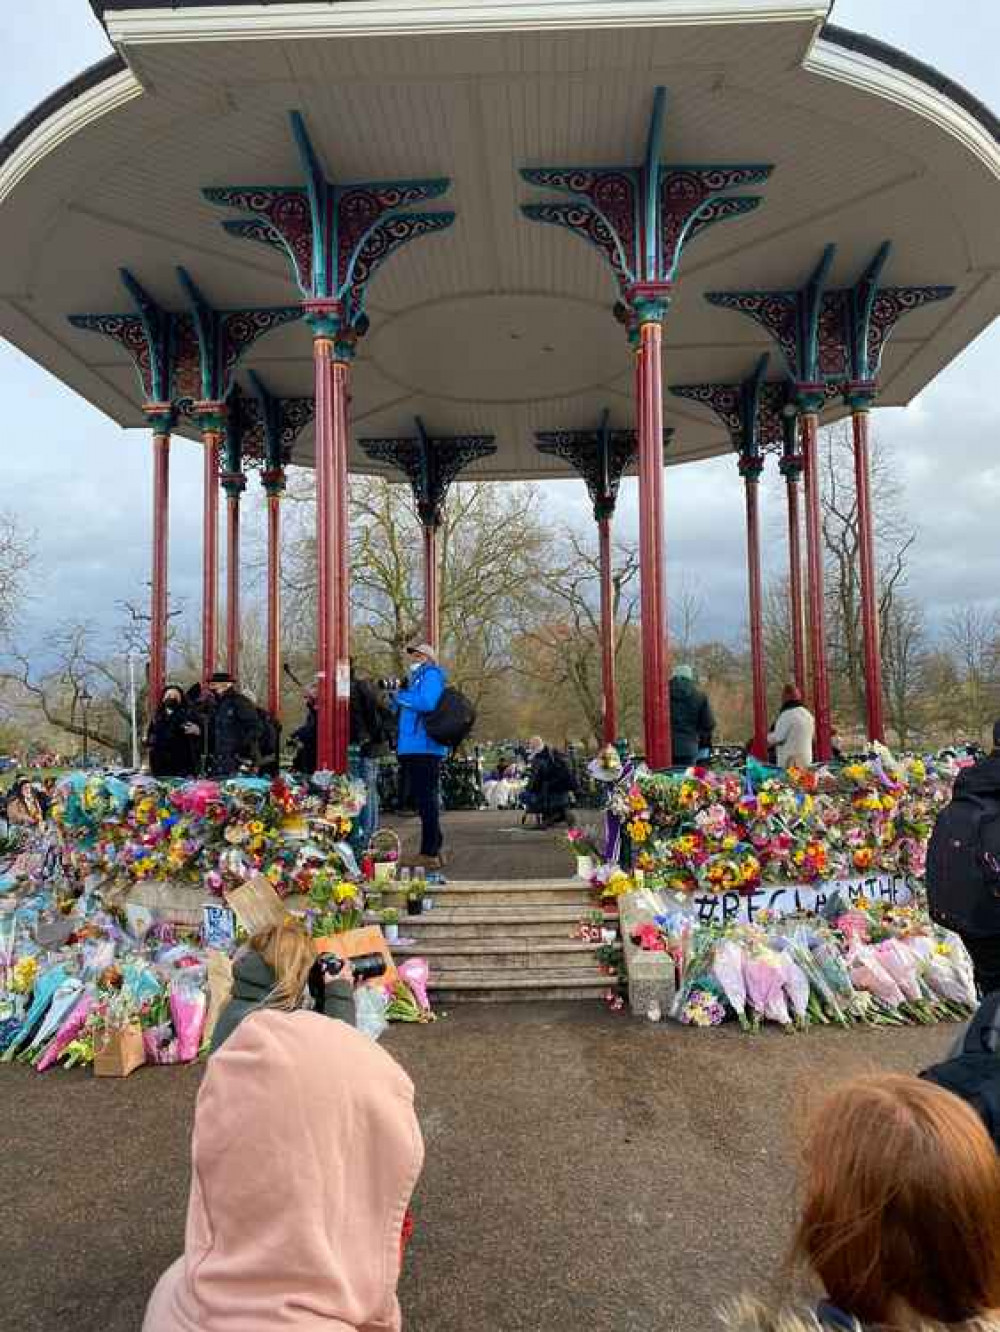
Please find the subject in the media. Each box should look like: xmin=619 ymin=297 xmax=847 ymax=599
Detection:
xmin=385 ymin=808 xmax=579 ymax=880
xmin=3 ymin=1005 xmax=952 ymax=1332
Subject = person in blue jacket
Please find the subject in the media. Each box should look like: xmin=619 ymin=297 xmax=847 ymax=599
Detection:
xmin=393 ymin=642 xmax=448 ymax=869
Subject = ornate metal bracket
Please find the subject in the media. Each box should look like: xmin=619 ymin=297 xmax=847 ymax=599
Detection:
xmin=360 ymin=420 xmax=496 ymax=527
xmin=204 ymin=112 xmax=456 ymax=352
xmin=521 ymin=87 xmax=770 ymax=323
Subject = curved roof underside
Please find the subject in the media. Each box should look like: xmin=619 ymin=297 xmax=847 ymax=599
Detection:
xmin=1 ymin=0 xmax=998 ymax=481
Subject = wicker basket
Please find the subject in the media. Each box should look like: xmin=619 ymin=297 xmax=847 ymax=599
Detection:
xmin=368 ymin=829 xmax=401 ymax=883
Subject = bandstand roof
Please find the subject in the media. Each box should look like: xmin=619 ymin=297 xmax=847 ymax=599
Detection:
xmin=1 ymin=0 xmax=997 ymax=480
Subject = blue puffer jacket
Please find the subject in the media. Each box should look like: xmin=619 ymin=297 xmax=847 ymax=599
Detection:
xmin=394 ymin=662 xmax=448 ymax=757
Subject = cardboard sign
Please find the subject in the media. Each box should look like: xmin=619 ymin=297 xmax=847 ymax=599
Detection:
xmin=312 ymin=924 xmax=398 ymax=985
xmin=94 ymin=1021 xmax=146 ymax=1078
xmin=201 ymin=950 xmax=234 ymax=1047
xmin=202 ymin=904 xmax=237 ymax=951
xmin=692 ymin=873 xmax=913 ymax=927
xmin=224 ymin=874 xmax=287 ymax=936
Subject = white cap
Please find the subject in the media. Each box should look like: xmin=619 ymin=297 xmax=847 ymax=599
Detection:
xmin=406 ymin=642 xmax=438 ymax=663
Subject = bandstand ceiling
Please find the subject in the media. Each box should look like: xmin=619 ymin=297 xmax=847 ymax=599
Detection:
xmin=0 ymin=0 xmax=997 ymax=479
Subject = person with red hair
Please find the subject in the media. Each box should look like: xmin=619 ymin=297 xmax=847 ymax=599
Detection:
xmin=726 ymin=1073 xmax=1000 ymax=1331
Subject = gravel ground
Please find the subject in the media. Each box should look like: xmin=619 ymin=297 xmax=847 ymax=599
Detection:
xmin=2 ymin=1003 xmax=952 ymax=1332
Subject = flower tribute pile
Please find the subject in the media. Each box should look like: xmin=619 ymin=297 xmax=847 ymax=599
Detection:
xmin=0 ymin=771 xmax=434 ymax=1075
xmin=48 ymin=771 xmax=364 ymax=898
xmin=608 ymin=751 xmax=955 ymax=895
xmin=632 ymin=898 xmax=977 ymax=1030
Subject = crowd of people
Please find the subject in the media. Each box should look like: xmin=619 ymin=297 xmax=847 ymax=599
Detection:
xmin=145 ymin=644 xmax=452 ymax=870
xmin=142 ymin=906 xmax=1000 ymax=1331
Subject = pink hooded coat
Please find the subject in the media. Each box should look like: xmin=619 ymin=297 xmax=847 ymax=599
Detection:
xmin=143 ymin=1008 xmax=424 ymax=1332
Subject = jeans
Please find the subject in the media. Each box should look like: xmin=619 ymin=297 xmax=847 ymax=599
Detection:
xmin=401 ymin=755 xmax=443 ymax=856
xmin=349 ymin=754 xmax=380 ymax=846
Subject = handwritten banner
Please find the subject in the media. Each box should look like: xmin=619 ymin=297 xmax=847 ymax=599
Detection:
xmin=692 ymin=873 xmax=913 ymax=927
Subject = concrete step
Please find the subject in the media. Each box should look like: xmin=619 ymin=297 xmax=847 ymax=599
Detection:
xmin=379 ymin=878 xmax=591 ymax=907
xmin=389 ymin=904 xmax=589 ymax=939
xmin=429 ymin=967 xmax=611 ymax=1003
xmin=395 ymin=938 xmax=607 ymax=971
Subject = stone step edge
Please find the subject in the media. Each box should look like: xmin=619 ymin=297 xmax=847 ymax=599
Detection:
xmin=378 ymin=878 xmax=583 ymax=891
xmin=393 ymin=907 xmax=591 ymax=923
xmin=430 ymin=973 xmax=609 ymax=990
xmin=394 ymin=939 xmax=599 ymax=954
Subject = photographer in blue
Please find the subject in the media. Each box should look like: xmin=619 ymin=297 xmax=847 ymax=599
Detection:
xmin=392 ymin=643 xmax=448 ymax=870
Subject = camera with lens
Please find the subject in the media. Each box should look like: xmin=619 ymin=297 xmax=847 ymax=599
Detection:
xmin=377 ymin=676 xmax=403 ymax=691
xmin=308 ymin=951 xmax=388 ymax=1012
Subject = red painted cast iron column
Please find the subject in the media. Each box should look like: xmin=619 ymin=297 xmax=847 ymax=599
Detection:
xmin=635 ymin=315 xmax=672 ymax=768
xmin=222 ymin=472 xmax=245 ymax=680
xmin=196 ymin=404 xmax=225 ymax=681
xmin=332 ymin=356 xmax=352 ymax=772
xmin=597 ymin=511 xmax=618 ymax=746
xmin=146 ymin=407 xmax=173 ymax=710
xmin=800 ymin=408 xmax=832 ymax=760
xmin=742 ymin=457 xmax=768 ymax=759
xmin=423 ymin=521 xmax=440 ymax=654
xmin=263 ymin=470 xmax=285 ymax=721
xmin=312 ymin=328 xmax=336 ymax=772
xmin=851 ymin=405 xmax=886 ymax=743
xmin=783 ymin=457 xmax=807 ymax=698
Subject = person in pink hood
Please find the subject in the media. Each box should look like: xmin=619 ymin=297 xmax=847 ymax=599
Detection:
xmin=143 ymin=1008 xmax=424 ymax=1332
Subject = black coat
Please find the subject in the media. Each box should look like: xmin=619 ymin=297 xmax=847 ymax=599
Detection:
xmin=207 ymin=690 xmax=261 ymax=777
xmin=350 ymin=678 xmax=392 ymax=758
xmin=147 ymin=702 xmax=201 ymax=778
xmin=954 ymin=750 xmax=1000 ymax=800
xmin=291 ymin=704 xmax=318 ymax=775
xmin=669 ymin=677 xmax=716 ymax=764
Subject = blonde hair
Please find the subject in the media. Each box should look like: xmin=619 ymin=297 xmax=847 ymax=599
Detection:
xmin=251 ymin=917 xmax=316 ymax=1011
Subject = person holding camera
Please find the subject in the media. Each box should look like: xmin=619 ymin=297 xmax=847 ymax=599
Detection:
xmin=211 ymin=917 xmax=357 ymax=1052
xmin=143 ymin=1007 xmax=424 ymax=1332
xmin=389 ymin=643 xmax=448 ymax=870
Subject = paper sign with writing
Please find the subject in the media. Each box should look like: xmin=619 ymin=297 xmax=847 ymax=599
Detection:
xmin=692 ymin=873 xmax=914 ymax=928
xmin=202 ymin=904 xmax=237 ymax=951
xmin=224 ymin=874 xmax=287 ymax=935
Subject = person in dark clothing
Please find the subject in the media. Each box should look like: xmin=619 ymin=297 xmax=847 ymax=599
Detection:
xmin=522 ymin=736 xmax=576 ymax=827
xmin=205 ymin=672 xmax=261 ymax=778
xmin=147 ymin=685 xmax=202 ymax=778
xmin=943 ymin=722 xmax=1000 ymax=994
xmin=256 ymin=707 xmax=281 ymax=778
xmin=291 ymin=692 xmax=318 ymax=776
xmin=351 ymin=667 xmax=393 ymax=843
xmin=211 ymin=918 xmax=355 ymax=1053
xmin=669 ymin=664 xmax=715 ymax=767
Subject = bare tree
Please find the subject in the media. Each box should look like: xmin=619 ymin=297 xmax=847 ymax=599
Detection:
xmin=514 ymin=528 xmax=641 ymax=740
xmin=943 ymin=604 xmax=1000 ymax=744
xmin=881 ymin=594 xmax=926 ymax=749
xmin=0 ymin=512 xmax=35 ymax=642
xmin=820 ymin=420 xmax=917 ymax=729
xmin=280 ymin=473 xmax=552 ymax=704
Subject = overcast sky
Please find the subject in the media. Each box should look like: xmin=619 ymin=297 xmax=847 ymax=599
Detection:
xmin=0 ymin=0 xmax=997 ymax=666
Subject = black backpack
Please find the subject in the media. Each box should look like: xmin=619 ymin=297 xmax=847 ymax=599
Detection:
xmin=926 ymin=789 xmax=1000 ymax=939
xmin=920 ymin=991 xmax=1000 ymax=1149
xmin=424 ymin=686 xmax=476 ymax=749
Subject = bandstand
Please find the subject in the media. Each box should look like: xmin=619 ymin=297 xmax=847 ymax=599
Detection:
xmin=0 ymin=0 xmax=997 ymax=772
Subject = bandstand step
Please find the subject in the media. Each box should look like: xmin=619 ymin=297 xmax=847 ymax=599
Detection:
xmin=384 ymin=875 xmax=612 ymax=1002
xmin=394 ymin=937 xmax=605 ymax=971
xmin=428 ymin=966 xmax=610 ymax=1004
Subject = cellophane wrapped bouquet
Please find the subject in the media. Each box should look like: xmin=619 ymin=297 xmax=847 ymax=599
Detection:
xmin=634 ymin=897 xmax=976 ymax=1032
